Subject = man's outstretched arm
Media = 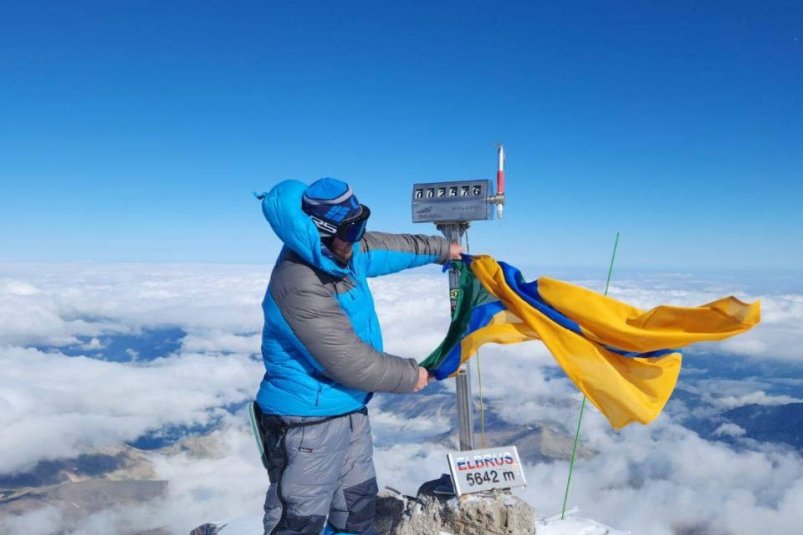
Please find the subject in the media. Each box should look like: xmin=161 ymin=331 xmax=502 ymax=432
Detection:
xmin=359 ymin=232 xmax=461 ymax=277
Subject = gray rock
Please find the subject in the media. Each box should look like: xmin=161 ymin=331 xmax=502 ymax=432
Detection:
xmin=374 ymin=476 xmax=535 ymax=535
xmin=389 ymin=495 xmax=443 ymax=535
xmin=374 ymin=490 xmax=408 ymax=534
xmin=189 ymin=522 xmax=227 ymax=535
xmin=443 ymin=493 xmax=535 ymax=535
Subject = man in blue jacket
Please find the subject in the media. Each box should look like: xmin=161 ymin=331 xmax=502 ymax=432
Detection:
xmin=256 ymin=178 xmax=461 ymax=535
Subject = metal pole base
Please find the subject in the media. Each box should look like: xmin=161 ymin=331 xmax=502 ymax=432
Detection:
xmin=455 ymin=368 xmax=474 ymax=451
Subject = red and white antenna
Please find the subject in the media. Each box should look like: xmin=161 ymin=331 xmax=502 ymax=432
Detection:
xmin=491 ymin=144 xmax=506 ymax=219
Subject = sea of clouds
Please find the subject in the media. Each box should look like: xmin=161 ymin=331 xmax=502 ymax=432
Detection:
xmin=0 ymin=261 xmax=801 ymax=534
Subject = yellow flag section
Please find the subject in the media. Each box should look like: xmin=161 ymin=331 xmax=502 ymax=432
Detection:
xmin=468 ymin=256 xmax=761 ymax=429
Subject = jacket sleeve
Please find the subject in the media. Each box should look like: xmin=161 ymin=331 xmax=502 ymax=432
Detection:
xmin=274 ymin=283 xmax=421 ymax=393
xmin=358 ymin=232 xmax=451 ymax=278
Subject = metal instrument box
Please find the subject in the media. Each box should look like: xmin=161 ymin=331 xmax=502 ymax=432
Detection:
xmin=411 ymin=179 xmax=493 ymax=223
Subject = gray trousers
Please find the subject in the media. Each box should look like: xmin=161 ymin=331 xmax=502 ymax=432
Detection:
xmin=261 ymin=409 xmax=378 ymax=535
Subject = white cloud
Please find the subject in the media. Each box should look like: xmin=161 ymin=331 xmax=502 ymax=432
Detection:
xmin=181 ymin=330 xmax=262 ymax=355
xmin=714 ymin=423 xmax=746 ymax=438
xmin=0 ymin=506 xmax=62 ymax=535
xmin=0 ymin=262 xmax=801 ymax=534
xmin=0 ymin=279 xmax=40 ymax=296
xmin=713 ymin=390 xmax=802 ymax=410
xmin=0 ymin=346 xmax=261 ymax=473
xmin=370 ymin=271 xmax=454 ymax=359
xmin=145 ymin=424 xmax=268 ymax=533
xmin=510 ymin=415 xmax=803 ymax=535
xmin=0 ymin=262 xmax=267 ymax=348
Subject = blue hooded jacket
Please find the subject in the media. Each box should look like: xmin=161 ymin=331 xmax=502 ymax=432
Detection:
xmin=256 ymin=180 xmax=450 ymax=416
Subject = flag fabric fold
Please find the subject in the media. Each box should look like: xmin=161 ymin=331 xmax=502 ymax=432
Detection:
xmin=421 ymin=255 xmax=760 ymax=429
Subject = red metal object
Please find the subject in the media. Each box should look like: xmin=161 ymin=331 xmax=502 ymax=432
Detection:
xmin=496 ymin=145 xmax=505 ymax=196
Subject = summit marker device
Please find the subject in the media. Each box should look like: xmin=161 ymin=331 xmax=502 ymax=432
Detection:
xmin=411 ymin=145 xmax=507 ymax=451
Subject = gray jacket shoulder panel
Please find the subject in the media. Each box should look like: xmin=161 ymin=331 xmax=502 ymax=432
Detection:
xmin=268 ymin=254 xmax=419 ymax=394
xmin=269 ymin=251 xmax=331 ymax=301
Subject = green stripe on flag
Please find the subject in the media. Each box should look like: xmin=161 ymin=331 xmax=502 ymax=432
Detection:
xmin=421 ymin=261 xmax=494 ymax=372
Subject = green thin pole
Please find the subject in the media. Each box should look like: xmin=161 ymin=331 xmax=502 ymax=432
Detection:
xmin=603 ymin=233 xmax=620 ymax=297
xmin=561 ymin=232 xmax=620 ymax=520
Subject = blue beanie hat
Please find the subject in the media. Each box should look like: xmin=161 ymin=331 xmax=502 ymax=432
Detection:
xmin=301 ymin=178 xmax=363 ymax=236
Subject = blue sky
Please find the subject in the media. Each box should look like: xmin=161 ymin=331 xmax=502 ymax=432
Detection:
xmin=1 ymin=0 xmax=801 ymax=269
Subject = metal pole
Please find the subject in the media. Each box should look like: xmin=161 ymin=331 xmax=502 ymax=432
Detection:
xmin=438 ymin=222 xmax=474 ymax=451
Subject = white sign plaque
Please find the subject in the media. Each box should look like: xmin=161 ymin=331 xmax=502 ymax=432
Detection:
xmin=447 ymin=446 xmax=526 ymax=496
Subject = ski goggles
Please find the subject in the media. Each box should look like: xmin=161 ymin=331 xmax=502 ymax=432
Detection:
xmin=335 ymin=204 xmax=371 ymax=242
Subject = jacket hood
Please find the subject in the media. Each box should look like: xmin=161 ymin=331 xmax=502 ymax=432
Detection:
xmin=260 ymin=180 xmax=349 ymax=277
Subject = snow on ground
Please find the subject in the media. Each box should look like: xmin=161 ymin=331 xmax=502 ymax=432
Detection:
xmin=537 ymin=515 xmax=630 ymax=535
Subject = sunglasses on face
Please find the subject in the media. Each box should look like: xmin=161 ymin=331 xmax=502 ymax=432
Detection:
xmin=336 ymin=205 xmax=371 ymax=243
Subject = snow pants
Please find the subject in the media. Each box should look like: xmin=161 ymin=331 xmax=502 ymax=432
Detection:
xmin=260 ymin=408 xmax=378 ymax=535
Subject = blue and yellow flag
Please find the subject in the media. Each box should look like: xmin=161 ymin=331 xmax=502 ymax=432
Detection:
xmin=421 ymin=256 xmax=761 ymax=429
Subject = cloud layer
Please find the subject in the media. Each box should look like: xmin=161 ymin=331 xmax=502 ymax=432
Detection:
xmin=1 ymin=262 xmax=801 ymax=534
